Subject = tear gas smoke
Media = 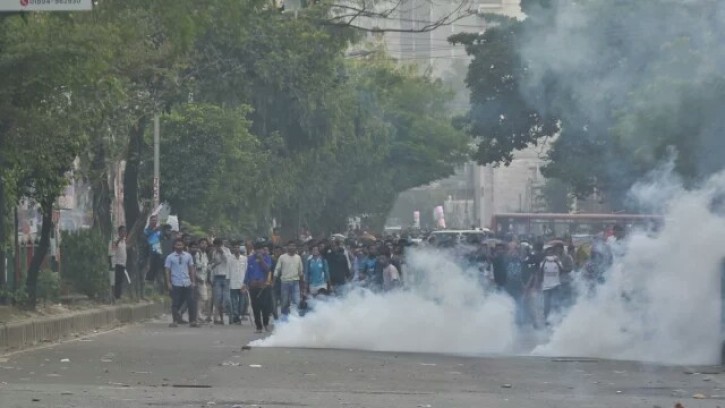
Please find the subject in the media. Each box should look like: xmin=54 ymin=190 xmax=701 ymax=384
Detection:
xmin=253 ymin=170 xmax=725 ymax=365
xmin=251 ymin=251 xmax=518 ymax=355
xmin=534 ymin=169 xmax=725 ymax=365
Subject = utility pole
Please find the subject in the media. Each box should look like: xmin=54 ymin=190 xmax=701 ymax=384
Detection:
xmin=153 ymin=114 xmax=160 ymax=209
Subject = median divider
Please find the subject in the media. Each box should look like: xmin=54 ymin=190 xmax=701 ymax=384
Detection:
xmin=0 ymin=300 xmax=167 ymax=353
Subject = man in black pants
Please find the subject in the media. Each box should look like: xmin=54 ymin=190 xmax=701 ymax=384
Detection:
xmin=245 ymin=242 xmax=273 ymax=333
xmin=111 ymin=226 xmax=127 ymax=300
xmin=165 ymin=238 xmax=199 ymax=328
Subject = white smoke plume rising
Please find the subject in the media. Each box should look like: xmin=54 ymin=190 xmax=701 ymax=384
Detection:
xmin=251 ymin=251 xmax=518 ymax=355
xmin=253 ymin=169 xmax=725 ymax=365
xmin=535 ymin=170 xmax=725 ymax=365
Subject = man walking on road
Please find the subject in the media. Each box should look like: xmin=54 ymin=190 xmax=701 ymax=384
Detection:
xmin=275 ymin=241 xmax=304 ymax=317
xmin=326 ymin=239 xmax=351 ymax=295
xmin=306 ymin=245 xmax=330 ymax=297
xmin=165 ymin=238 xmax=198 ymax=328
xmin=229 ymin=242 xmax=248 ymax=324
xmin=210 ymin=238 xmax=231 ymax=325
xmin=246 ymin=242 xmax=273 ymax=333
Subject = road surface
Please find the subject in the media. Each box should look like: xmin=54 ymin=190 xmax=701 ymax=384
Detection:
xmin=0 ymin=318 xmax=722 ymax=407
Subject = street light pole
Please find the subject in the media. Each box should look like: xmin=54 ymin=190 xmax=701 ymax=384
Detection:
xmin=153 ymin=114 xmax=160 ymax=209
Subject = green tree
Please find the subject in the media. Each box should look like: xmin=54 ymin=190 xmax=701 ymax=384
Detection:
xmin=155 ymin=103 xmax=267 ymax=235
xmin=0 ymin=13 xmax=108 ymax=307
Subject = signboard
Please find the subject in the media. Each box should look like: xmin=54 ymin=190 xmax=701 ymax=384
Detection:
xmin=0 ymin=0 xmax=93 ymax=11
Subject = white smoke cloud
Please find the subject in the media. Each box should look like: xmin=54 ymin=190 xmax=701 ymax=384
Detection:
xmin=535 ymin=170 xmax=725 ymax=364
xmin=253 ymin=168 xmax=725 ymax=366
xmin=251 ymin=250 xmax=518 ymax=355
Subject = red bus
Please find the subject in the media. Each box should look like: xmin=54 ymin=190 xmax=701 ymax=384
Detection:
xmin=490 ymin=213 xmax=663 ymax=239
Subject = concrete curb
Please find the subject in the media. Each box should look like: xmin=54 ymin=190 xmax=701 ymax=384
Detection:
xmin=0 ymin=300 xmax=167 ymax=353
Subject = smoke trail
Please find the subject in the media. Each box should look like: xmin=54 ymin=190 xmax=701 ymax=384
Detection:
xmin=251 ymin=250 xmax=518 ymax=355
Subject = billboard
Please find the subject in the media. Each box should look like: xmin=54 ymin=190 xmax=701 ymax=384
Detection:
xmin=0 ymin=0 xmax=92 ymax=11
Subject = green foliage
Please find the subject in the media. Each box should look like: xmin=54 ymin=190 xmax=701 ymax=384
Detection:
xmin=450 ymin=24 xmax=557 ymax=166
xmin=60 ymin=230 xmax=110 ymax=300
xmin=154 ymin=103 xmax=265 ymax=235
xmin=0 ymin=0 xmax=472 ymax=254
xmin=37 ymin=269 xmax=60 ymax=306
xmin=0 ymin=287 xmax=29 ymax=307
xmin=457 ymin=0 xmax=725 ymax=205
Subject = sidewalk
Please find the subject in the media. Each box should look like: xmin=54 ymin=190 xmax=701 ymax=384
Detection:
xmin=0 ymin=300 xmax=167 ymax=353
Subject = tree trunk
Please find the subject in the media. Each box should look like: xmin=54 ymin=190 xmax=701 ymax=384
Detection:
xmin=123 ymin=117 xmax=147 ymax=299
xmin=0 ymin=179 xmax=6 ymax=293
xmin=25 ymin=197 xmax=54 ymax=309
xmin=91 ymin=140 xmax=112 ymax=241
xmin=123 ymin=118 xmax=146 ymax=234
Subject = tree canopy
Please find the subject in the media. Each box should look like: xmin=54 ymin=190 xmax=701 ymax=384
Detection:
xmin=0 ymin=0 xmax=470 ymax=304
xmin=455 ymin=0 xmax=725 ymax=204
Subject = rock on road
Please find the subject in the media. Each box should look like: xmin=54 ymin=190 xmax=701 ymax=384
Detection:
xmin=0 ymin=318 xmax=722 ymax=408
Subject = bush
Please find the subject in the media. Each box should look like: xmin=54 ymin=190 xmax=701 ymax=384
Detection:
xmin=37 ymin=269 xmax=60 ymax=305
xmin=61 ymin=229 xmax=110 ymax=299
xmin=0 ymin=287 xmax=29 ymax=306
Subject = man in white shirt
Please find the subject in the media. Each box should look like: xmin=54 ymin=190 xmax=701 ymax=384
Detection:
xmin=210 ymin=238 xmax=231 ymax=325
xmin=111 ymin=226 xmax=128 ymax=300
xmin=379 ymin=252 xmax=401 ymax=292
xmin=228 ymin=241 xmax=248 ymax=325
xmin=274 ymin=241 xmax=304 ymax=317
xmin=539 ymin=246 xmax=563 ymax=323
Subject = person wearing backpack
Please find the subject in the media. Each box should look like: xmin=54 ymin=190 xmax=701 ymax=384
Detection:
xmin=528 ymin=246 xmax=563 ymax=325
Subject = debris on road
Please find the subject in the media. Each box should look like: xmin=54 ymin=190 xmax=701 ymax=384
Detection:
xmin=220 ymin=361 xmax=240 ymax=367
xmin=107 ymin=381 xmax=129 ymax=387
xmin=501 ymin=384 xmax=513 ymax=389
xmin=693 ymin=393 xmax=707 ymax=399
xmin=417 ymin=404 xmax=432 ymax=408
xmin=172 ymin=384 xmax=212 ymax=388
xmin=60 ymin=358 xmax=70 ymax=363
xmin=685 ymin=367 xmax=721 ymax=375
xmin=61 ymin=391 xmax=73 ymax=396
xmin=241 ymin=345 xmax=252 ymax=350
xmin=249 ymin=364 xmax=262 ymax=368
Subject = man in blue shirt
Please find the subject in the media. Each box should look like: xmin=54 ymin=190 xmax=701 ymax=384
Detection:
xmin=165 ymin=238 xmax=198 ymax=328
xmin=245 ymin=242 xmax=273 ymax=333
xmin=306 ymin=245 xmax=329 ymax=297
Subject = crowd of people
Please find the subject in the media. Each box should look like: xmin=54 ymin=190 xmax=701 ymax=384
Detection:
xmin=460 ymin=224 xmax=626 ymax=328
xmin=108 ymin=213 xmax=627 ymax=332
xmin=115 ymin=216 xmax=409 ymax=332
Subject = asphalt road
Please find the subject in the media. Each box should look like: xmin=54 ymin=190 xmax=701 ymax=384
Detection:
xmin=0 ymin=317 xmax=723 ymax=408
